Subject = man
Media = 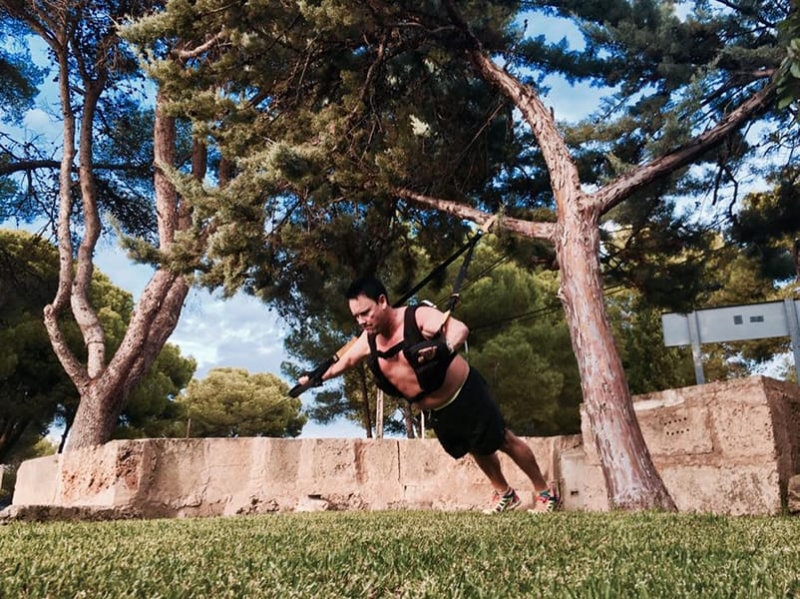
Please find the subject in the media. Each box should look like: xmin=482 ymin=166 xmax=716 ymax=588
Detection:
xmin=298 ymin=276 xmax=557 ymax=513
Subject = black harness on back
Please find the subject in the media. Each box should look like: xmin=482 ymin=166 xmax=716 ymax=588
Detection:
xmin=366 ymin=228 xmax=485 ymax=403
xmin=366 ymin=305 xmax=456 ymax=403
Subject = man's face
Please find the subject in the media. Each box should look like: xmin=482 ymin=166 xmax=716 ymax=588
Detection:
xmin=349 ymin=294 xmax=387 ymax=334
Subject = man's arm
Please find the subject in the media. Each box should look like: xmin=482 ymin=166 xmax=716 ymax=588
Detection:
xmin=294 ymin=331 xmax=371 ymax=393
xmin=415 ymin=305 xmax=469 ymax=354
xmin=320 ymin=332 xmax=371 ymax=381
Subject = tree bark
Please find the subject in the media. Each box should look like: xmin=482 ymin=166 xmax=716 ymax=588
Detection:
xmin=466 ymin=50 xmax=677 ymax=510
xmin=4 ymin=4 xmax=199 ymax=453
xmin=359 ymin=366 xmax=374 ymax=438
xmin=64 ymin=92 xmax=191 ymax=451
xmin=557 ymin=200 xmax=674 ymax=509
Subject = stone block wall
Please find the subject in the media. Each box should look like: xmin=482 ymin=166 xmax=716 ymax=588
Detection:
xmin=575 ymin=376 xmax=800 ymax=515
xmin=13 ymin=435 xmax=581 ymax=518
xmin=10 ymin=375 xmax=800 ymax=518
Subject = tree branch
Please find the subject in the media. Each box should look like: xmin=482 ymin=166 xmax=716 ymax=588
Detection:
xmin=173 ymin=32 xmax=225 ymax=60
xmin=594 ymin=81 xmax=777 ymax=215
xmin=0 ymin=160 xmax=152 ymax=176
xmin=394 ymin=188 xmax=557 ymax=241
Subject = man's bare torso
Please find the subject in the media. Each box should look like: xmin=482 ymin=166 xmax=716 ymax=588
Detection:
xmin=372 ymin=306 xmax=469 ymax=410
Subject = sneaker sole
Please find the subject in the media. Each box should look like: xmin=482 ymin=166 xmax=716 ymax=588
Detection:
xmin=482 ymin=498 xmax=522 ymax=514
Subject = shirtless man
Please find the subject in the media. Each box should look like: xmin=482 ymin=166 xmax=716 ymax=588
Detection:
xmin=298 ymin=276 xmax=557 ymax=513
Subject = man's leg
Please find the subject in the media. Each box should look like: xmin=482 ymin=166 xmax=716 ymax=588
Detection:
xmin=471 ymin=451 xmax=511 ymax=494
xmin=497 ymin=429 xmax=560 ymax=513
xmin=471 ymin=451 xmax=522 ymax=513
xmin=498 ymin=429 xmax=548 ymax=493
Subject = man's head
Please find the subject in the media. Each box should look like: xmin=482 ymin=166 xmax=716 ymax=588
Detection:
xmin=346 ymin=277 xmax=391 ymax=334
xmin=346 ymin=277 xmax=389 ymax=303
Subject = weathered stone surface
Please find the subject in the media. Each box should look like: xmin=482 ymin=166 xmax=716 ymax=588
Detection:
xmin=12 ymin=455 xmax=59 ymax=506
xmin=579 ymin=376 xmax=800 ymax=515
xmin=12 ymin=435 xmax=581 ymax=519
xmin=788 ymin=474 xmax=800 ymax=514
xmin=10 ymin=376 xmax=800 ymax=519
xmin=0 ymin=504 xmax=143 ymax=524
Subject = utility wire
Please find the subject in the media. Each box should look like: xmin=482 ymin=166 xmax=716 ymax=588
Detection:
xmin=468 ymin=283 xmax=628 ymax=333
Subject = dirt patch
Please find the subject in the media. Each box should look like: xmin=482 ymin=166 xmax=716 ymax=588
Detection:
xmin=0 ymin=504 xmax=144 ymax=524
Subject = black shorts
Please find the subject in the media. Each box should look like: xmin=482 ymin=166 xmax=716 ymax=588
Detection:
xmin=427 ymin=367 xmax=506 ymax=459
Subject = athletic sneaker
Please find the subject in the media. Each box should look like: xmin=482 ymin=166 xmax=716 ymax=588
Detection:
xmin=482 ymin=488 xmax=521 ymax=514
xmin=528 ymin=489 xmax=559 ymax=514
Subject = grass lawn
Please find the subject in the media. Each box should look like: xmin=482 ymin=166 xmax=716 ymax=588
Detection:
xmin=2 ymin=510 xmax=800 ymax=598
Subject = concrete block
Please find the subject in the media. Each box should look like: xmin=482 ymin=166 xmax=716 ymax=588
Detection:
xmin=634 ymin=403 xmax=712 ymax=457
xmin=709 ymin=403 xmax=777 ymax=459
xmin=12 ymin=455 xmax=59 ymax=506
xmin=660 ymin=464 xmax=783 ymax=515
xmin=558 ymin=448 xmax=586 ymax=510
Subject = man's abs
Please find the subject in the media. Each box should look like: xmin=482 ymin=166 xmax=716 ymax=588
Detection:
xmin=412 ymin=356 xmax=470 ymax=410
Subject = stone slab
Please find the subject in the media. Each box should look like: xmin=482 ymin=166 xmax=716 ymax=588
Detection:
xmin=13 ymin=435 xmax=580 ymax=518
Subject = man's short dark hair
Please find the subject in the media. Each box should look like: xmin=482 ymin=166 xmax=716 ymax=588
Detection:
xmin=346 ymin=277 xmax=389 ymax=302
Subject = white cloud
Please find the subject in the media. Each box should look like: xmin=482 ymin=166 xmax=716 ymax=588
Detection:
xmin=22 ymin=108 xmax=58 ymax=138
xmin=170 ymin=291 xmax=288 ymax=380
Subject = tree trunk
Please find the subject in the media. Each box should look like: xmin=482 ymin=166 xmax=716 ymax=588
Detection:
xmin=359 ymin=366 xmax=374 ymax=438
xmin=3 ymin=1 xmax=198 ymax=453
xmin=403 ymin=404 xmax=415 ymax=438
xmin=65 ymin=270 xmax=189 ymax=450
xmin=429 ymin=0 xmax=775 ymax=510
xmin=557 ymin=202 xmax=676 ymax=509
xmin=62 ymin=92 xmax=191 ymax=452
xmin=397 ymin=50 xmax=674 ymax=508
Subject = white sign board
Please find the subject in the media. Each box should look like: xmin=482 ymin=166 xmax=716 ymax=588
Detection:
xmin=662 ymin=300 xmax=793 ymax=346
xmin=662 ymin=299 xmax=800 ymax=385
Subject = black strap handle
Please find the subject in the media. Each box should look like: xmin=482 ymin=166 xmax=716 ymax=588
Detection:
xmin=288 ymin=357 xmax=335 ymax=398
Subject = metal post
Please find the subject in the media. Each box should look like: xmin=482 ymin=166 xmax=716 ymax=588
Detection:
xmin=376 ymin=390 xmax=384 ymax=439
xmin=687 ymin=310 xmax=706 ymax=384
xmin=784 ymin=298 xmax=800 ymax=383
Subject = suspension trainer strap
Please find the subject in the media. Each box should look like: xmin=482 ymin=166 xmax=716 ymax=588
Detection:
xmin=392 ymin=235 xmax=480 ymax=308
xmin=446 ymin=235 xmax=478 ymax=312
xmin=288 ymin=214 xmax=497 ymax=397
xmin=439 ymin=214 xmax=497 ymax=325
xmin=397 ymin=214 xmax=497 ymax=309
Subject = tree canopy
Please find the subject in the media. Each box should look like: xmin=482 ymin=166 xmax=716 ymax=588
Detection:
xmin=179 ymin=367 xmax=306 ymax=438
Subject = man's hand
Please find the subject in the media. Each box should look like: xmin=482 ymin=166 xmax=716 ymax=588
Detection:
xmin=289 ymin=359 xmax=333 ymax=397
